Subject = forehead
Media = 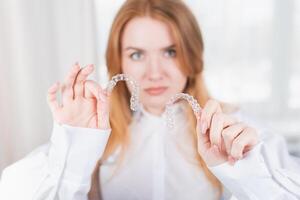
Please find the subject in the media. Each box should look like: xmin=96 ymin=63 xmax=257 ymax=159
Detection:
xmin=122 ymin=17 xmax=175 ymax=49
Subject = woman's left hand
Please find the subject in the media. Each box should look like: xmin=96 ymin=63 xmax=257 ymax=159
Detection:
xmin=196 ymin=99 xmax=259 ymax=167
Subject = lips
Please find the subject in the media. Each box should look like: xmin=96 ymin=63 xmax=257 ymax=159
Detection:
xmin=144 ymin=87 xmax=168 ymax=96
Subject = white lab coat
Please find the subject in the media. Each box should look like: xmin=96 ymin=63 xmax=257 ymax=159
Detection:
xmin=0 ymin=103 xmax=300 ymax=200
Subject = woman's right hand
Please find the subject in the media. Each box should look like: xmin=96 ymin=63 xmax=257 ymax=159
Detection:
xmin=46 ymin=62 xmax=110 ymax=130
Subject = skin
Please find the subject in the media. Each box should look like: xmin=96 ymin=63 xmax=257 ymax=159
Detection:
xmin=47 ymin=17 xmax=258 ymax=167
xmin=121 ymin=17 xmax=187 ymax=115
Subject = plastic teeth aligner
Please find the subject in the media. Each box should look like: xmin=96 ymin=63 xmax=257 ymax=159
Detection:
xmin=106 ymin=74 xmax=140 ymax=111
xmin=165 ymin=93 xmax=201 ymax=129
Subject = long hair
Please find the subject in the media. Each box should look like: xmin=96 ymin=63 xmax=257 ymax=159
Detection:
xmin=88 ymin=0 xmax=223 ymax=199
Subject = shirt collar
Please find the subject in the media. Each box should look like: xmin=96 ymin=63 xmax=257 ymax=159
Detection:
xmin=133 ymin=102 xmax=185 ymax=124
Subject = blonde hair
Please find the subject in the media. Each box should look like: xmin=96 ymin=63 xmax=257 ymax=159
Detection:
xmin=88 ymin=0 xmax=223 ymax=199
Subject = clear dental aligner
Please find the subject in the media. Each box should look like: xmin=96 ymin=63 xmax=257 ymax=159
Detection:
xmin=106 ymin=74 xmax=140 ymax=111
xmin=165 ymin=93 xmax=202 ymax=129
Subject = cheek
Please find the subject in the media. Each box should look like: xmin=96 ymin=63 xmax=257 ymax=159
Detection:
xmin=166 ymin=66 xmax=187 ymax=91
xmin=121 ymin=59 xmax=145 ymax=80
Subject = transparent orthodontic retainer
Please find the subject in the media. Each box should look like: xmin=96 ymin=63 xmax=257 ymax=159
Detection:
xmin=165 ymin=93 xmax=202 ymax=129
xmin=106 ymin=74 xmax=140 ymax=111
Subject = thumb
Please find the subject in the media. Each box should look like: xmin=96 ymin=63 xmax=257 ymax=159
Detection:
xmin=97 ymin=89 xmax=110 ymax=130
xmin=84 ymin=80 xmax=110 ymax=130
xmin=196 ymin=113 xmax=210 ymax=155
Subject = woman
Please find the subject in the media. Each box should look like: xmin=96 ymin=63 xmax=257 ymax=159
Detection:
xmin=1 ymin=0 xmax=300 ymax=199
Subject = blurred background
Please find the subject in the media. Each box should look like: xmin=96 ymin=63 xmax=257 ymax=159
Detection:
xmin=0 ymin=0 xmax=299 ymax=173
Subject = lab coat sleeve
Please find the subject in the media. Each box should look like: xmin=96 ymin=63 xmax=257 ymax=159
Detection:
xmin=0 ymin=121 xmax=111 ymax=200
xmin=208 ymin=111 xmax=300 ymax=200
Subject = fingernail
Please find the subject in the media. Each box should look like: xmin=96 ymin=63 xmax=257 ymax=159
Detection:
xmin=196 ymin=124 xmax=201 ymax=134
xmin=196 ymin=117 xmax=201 ymax=129
xmin=98 ymin=91 xmax=103 ymax=101
xmin=86 ymin=64 xmax=94 ymax=70
xmin=196 ymin=113 xmax=201 ymax=121
xmin=73 ymin=63 xmax=80 ymax=70
xmin=104 ymin=90 xmax=111 ymax=97
xmin=212 ymin=144 xmax=219 ymax=153
xmin=49 ymin=83 xmax=57 ymax=90
xmin=228 ymin=156 xmax=236 ymax=165
xmin=201 ymin=121 xmax=207 ymax=134
xmin=98 ymin=91 xmax=106 ymax=102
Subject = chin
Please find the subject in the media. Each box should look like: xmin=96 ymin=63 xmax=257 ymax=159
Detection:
xmin=143 ymin=99 xmax=167 ymax=109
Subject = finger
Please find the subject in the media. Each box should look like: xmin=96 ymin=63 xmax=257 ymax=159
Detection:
xmin=97 ymin=90 xmax=111 ymax=130
xmin=85 ymin=80 xmax=110 ymax=129
xmin=209 ymin=113 xmax=237 ymax=148
xmin=196 ymin=113 xmax=237 ymax=150
xmin=221 ymin=122 xmax=246 ymax=156
xmin=62 ymin=62 xmax=81 ymax=101
xmin=84 ymin=80 xmax=102 ymax=99
xmin=196 ymin=116 xmax=211 ymax=154
xmin=200 ymin=99 xmax=222 ymax=134
xmin=223 ymin=114 xmax=238 ymax=127
xmin=209 ymin=113 xmax=223 ymax=148
xmin=47 ymin=82 xmax=61 ymax=112
xmin=230 ymin=127 xmax=258 ymax=159
xmin=73 ymin=64 xmax=94 ymax=98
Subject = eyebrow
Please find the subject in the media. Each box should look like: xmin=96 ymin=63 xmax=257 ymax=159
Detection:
xmin=124 ymin=44 xmax=176 ymax=51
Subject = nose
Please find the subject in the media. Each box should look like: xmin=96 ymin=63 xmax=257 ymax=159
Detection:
xmin=146 ymin=55 xmax=163 ymax=81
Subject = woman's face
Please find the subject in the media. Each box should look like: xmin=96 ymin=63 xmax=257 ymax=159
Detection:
xmin=121 ymin=17 xmax=187 ymax=115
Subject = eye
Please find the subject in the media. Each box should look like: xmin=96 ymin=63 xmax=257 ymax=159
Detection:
xmin=164 ymin=48 xmax=176 ymax=58
xmin=130 ymin=52 xmax=144 ymax=61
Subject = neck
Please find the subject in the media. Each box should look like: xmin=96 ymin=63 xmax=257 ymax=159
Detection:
xmin=143 ymin=105 xmax=165 ymax=116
